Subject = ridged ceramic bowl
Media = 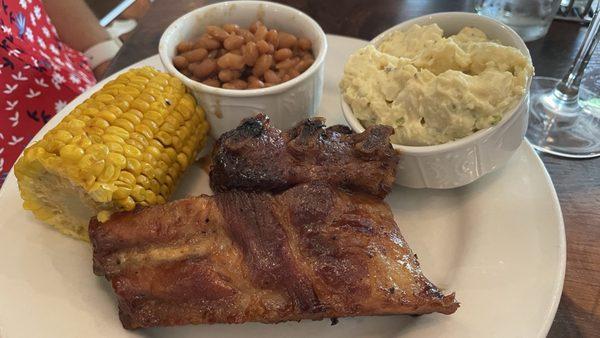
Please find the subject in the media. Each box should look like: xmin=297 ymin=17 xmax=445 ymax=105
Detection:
xmin=341 ymin=12 xmax=532 ymax=189
xmin=159 ymin=1 xmax=327 ymax=138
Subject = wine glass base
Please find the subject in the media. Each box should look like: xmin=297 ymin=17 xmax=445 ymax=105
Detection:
xmin=526 ymin=76 xmax=600 ymax=159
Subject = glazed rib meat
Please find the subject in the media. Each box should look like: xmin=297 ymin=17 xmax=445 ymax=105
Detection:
xmin=90 ymin=181 xmax=458 ymax=329
xmin=90 ymin=115 xmax=458 ymax=329
xmin=210 ymin=114 xmax=399 ymax=198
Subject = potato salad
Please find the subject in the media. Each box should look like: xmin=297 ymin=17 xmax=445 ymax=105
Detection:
xmin=340 ymin=24 xmax=533 ymax=146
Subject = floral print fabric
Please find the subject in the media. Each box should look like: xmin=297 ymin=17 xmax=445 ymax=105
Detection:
xmin=0 ymin=0 xmax=96 ymax=186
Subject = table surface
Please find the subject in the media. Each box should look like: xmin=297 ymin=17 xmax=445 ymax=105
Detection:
xmin=106 ymin=1 xmax=600 ymax=336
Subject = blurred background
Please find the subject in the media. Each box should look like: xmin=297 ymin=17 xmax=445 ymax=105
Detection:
xmin=85 ymin=0 xmax=151 ymax=42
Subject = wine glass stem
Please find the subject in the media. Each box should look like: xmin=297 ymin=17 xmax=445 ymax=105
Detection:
xmin=554 ymin=4 xmax=600 ymax=102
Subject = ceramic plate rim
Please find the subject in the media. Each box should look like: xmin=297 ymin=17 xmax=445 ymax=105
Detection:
xmin=0 ymin=35 xmax=566 ymax=338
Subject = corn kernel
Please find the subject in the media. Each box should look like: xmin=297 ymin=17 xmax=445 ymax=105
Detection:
xmin=53 ymin=130 xmax=73 ymax=143
xmin=113 ymin=186 xmax=131 ymax=200
xmin=95 ymin=93 xmax=115 ymax=103
xmin=113 ymin=118 xmax=135 ymax=132
xmin=131 ymin=75 xmax=150 ymax=85
xmin=125 ymin=138 xmax=144 ymax=151
xmin=97 ymin=211 xmax=112 ymax=223
xmin=114 ymin=99 xmax=130 ymax=112
xmin=131 ymin=185 xmax=146 ymax=202
xmin=150 ymin=178 xmax=160 ymax=192
xmin=164 ymin=147 xmax=177 ymax=161
xmin=164 ymin=174 xmax=173 ymax=187
xmin=141 ymin=118 xmax=159 ymax=132
xmin=85 ymin=126 xmax=105 ymax=137
xmin=105 ymin=82 xmax=126 ymax=89
xmin=97 ymin=111 xmax=116 ymax=123
xmin=118 ymin=86 xmax=140 ymax=97
xmin=145 ymin=145 xmax=161 ymax=159
xmin=141 ymin=161 xmax=155 ymax=178
xmin=101 ymin=133 xmax=124 ymax=144
xmin=146 ymin=82 xmax=164 ymax=92
xmin=177 ymin=125 xmax=189 ymax=139
xmin=149 ymin=139 xmax=164 ymax=150
xmin=161 ymin=122 xmax=177 ymax=134
xmin=156 ymin=131 xmax=172 ymax=145
xmin=106 ymin=105 xmax=123 ymax=116
xmin=122 ymin=144 xmax=141 ymax=159
xmin=121 ymin=111 xmax=142 ymax=125
xmin=119 ymin=196 xmax=136 ymax=210
xmin=177 ymin=153 xmax=188 ymax=168
xmin=45 ymin=139 xmax=66 ymax=153
xmin=98 ymin=164 xmax=118 ymax=182
xmin=135 ymin=123 xmax=153 ymax=139
xmin=129 ymin=132 xmax=149 ymax=147
xmin=86 ymin=144 xmax=109 ymax=157
xmin=144 ymin=87 xmax=163 ymax=98
xmin=145 ymin=190 xmax=157 ymax=204
xmin=168 ymin=164 xmax=180 ymax=180
xmin=59 ymin=144 xmax=84 ymax=162
xmin=132 ymin=99 xmax=150 ymax=111
xmin=154 ymin=75 xmax=169 ymax=87
xmin=118 ymin=170 xmax=136 ymax=186
xmin=126 ymin=158 xmax=142 ymax=175
xmin=89 ymin=182 xmax=114 ymax=202
xmin=80 ymin=154 xmax=105 ymax=177
xmin=67 ymin=119 xmax=86 ymax=130
xmin=171 ymin=135 xmax=182 ymax=149
xmin=82 ymin=107 xmax=100 ymax=117
xmin=181 ymin=145 xmax=192 ymax=158
xmin=91 ymin=117 xmax=110 ymax=129
xmin=136 ymin=174 xmax=150 ymax=188
xmin=144 ymin=111 xmax=163 ymax=125
xmin=160 ymin=184 xmax=169 ymax=197
xmin=106 ymin=142 xmax=124 ymax=154
xmin=138 ymin=92 xmax=156 ymax=103
xmin=106 ymin=125 xmax=130 ymax=140
xmin=83 ymin=174 xmax=96 ymax=190
xmin=108 ymin=153 xmax=127 ymax=169
xmin=169 ymin=110 xmax=185 ymax=122
xmin=160 ymin=152 xmax=170 ymax=165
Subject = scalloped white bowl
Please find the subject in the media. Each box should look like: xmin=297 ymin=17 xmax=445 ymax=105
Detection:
xmin=341 ymin=12 xmax=532 ymax=189
xmin=159 ymin=1 xmax=327 ymax=138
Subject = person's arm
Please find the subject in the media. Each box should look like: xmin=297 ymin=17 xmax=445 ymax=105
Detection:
xmin=42 ymin=0 xmax=113 ymax=78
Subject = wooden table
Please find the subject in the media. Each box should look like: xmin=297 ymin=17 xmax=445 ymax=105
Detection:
xmin=106 ymin=1 xmax=600 ymax=336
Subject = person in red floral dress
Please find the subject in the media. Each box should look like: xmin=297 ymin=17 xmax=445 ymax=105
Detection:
xmin=0 ymin=0 xmax=114 ymax=186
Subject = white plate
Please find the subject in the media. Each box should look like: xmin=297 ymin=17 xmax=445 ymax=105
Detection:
xmin=0 ymin=35 xmax=565 ymax=338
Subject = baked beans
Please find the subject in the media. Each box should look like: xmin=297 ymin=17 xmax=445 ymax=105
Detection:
xmin=173 ymin=20 xmax=315 ymax=89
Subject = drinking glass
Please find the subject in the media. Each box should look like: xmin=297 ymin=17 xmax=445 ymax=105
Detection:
xmin=526 ymin=2 xmax=600 ymax=158
xmin=476 ymin=0 xmax=562 ymax=41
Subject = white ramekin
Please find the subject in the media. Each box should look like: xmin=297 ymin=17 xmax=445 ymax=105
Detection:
xmin=159 ymin=1 xmax=327 ymax=138
xmin=341 ymin=12 xmax=532 ymax=189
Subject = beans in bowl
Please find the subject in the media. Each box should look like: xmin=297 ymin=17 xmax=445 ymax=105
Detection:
xmin=173 ymin=21 xmax=315 ymax=89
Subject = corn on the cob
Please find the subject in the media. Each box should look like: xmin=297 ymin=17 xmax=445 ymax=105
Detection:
xmin=14 ymin=67 xmax=209 ymax=241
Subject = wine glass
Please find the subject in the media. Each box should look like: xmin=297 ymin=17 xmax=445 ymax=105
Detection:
xmin=526 ymin=3 xmax=600 ymax=158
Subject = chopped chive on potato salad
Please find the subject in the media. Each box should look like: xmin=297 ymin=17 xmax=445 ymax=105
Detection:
xmin=340 ymin=24 xmax=534 ymax=146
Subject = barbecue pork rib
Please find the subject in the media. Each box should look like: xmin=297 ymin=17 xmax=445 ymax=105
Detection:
xmin=210 ymin=114 xmax=399 ymax=198
xmin=90 ymin=181 xmax=458 ymax=329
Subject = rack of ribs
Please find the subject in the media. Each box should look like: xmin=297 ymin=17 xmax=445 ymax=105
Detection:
xmin=89 ymin=115 xmax=459 ymax=329
xmin=210 ymin=114 xmax=399 ymax=198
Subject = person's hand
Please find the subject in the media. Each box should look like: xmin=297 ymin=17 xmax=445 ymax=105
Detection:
xmin=43 ymin=0 xmax=111 ymax=74
xmin=120 ymin=0 xmax=151 ymax=20
xmin=93 ymin=59 xmax=112 ymax=79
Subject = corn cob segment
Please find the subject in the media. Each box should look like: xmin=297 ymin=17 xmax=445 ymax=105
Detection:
xmin=14 ymin=67 xmax=209 ymax=241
